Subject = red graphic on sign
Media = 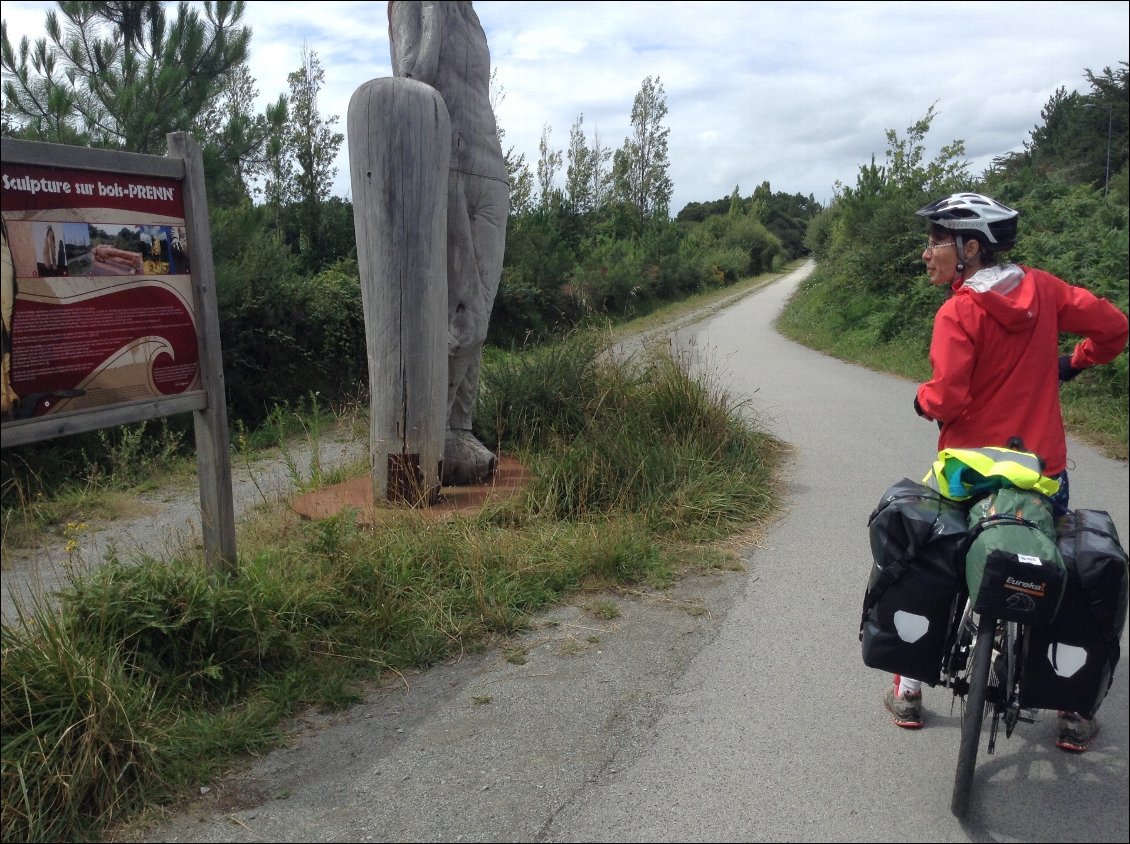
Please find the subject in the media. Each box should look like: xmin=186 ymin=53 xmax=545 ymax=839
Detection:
xmin=8 ymin=283 xmax=199 ymax=418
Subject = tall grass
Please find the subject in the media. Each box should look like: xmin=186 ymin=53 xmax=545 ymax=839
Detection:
xmin=1 ymin=332 xmax=783 ymax=843
xmin=478 ymin=331 xmax=781 ymax=538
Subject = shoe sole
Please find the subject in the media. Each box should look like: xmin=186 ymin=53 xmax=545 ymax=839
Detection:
xmin=1056 ymin=730 xmax=1097 ymax=753
xmin=1055 ymin=739 xmax=1088 ymax=752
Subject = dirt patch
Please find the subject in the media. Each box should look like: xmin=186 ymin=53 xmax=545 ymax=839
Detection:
xmin=290 ymin=455 xmax=533 ymax=524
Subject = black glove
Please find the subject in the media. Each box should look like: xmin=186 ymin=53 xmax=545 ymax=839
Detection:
xmin=913 ymin=395 xmax=928 ymax=418
xmin=1058 ymin=354 xmax=1083 ymax=383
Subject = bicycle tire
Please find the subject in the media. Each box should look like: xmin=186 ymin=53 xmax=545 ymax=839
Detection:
xmin=952 ymin=613 xmax=996 ymax=818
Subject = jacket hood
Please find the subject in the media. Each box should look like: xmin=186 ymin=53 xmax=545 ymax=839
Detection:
xmin=957 ymin=264 xmax=1035 ymax=332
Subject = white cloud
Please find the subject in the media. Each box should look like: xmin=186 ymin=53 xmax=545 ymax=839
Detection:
xmin=3 ymin=0 xmax=1127 ymax=212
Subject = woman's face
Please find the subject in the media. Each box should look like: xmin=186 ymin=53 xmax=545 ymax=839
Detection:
xmin=922 ymin=234 xmax=960 ymax=287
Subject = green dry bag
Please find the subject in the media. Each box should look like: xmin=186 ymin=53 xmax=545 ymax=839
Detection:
xmin=966 ymin=488 xmax=1066 ymax=626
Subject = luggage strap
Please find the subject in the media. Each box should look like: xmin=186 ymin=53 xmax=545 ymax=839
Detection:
xmin=967 ymin=513 xmax=1043 ymax=546
xmin=859 ymin=548 xmax=917 ymax=639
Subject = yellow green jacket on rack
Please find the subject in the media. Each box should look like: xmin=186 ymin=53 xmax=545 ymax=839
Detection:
xmin=923 ymin=446 xmax=1060 ymax=502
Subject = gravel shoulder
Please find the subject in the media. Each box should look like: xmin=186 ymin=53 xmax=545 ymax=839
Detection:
xmin=120 ymin=542 xmax=764 ymax=843
xmin=1 ymin=427 xmax=368 ymax=623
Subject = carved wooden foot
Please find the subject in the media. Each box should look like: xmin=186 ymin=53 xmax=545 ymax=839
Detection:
xmin=442 ymin=429 xmax=497 ymax=486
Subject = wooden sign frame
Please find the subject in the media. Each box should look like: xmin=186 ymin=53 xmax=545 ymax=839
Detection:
xmin=1 ymin=133 xmax=236 ymax=571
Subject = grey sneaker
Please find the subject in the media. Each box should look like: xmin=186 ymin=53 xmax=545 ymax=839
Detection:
xmin=884 ymin=684 xmax=924 ymax=729
xmin=1056 ymin=712 xmax=1099 ymax=753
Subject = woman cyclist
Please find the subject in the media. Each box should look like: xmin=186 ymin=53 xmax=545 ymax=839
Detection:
xmin=884 ymin=192 xmax=1128 ymax=752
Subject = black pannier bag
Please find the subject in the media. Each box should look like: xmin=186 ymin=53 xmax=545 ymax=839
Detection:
xmin=861 ymin=478 xmax=968 ymax=686
xmin=1019 ymin=509 xmax=1130 ymax=716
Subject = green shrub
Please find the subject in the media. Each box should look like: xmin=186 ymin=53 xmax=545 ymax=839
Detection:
xmin=478 ymin=332 xmax=781 ymax=537
xmin=219 ymin=259 xmax=368 ymax=428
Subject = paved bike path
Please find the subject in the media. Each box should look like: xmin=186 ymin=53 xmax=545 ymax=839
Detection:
xmin=546 ymin=259 xmax=1129 ymax=842
xmin=141 ymin=260 xmax=1128 ymax=843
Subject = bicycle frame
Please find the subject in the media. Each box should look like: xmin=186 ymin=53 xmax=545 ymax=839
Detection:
xmin=943 ymin=596 xmax=1036 ymax=818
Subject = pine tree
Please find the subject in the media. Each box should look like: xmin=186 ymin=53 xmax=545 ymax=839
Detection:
xmin=727 ymin=184 xmax=744 ymax=216
xmin=261 ymin=95 xmax=292 ymax=233
xmin=194 ymin=62 xmax=271 ymax=204
xmin=589 ymin=128 xmax=613 ymax=210
xmin=1 ymin=0 xmax=250 ymax=155
xmin=565 ymin=113 xmax=593 ymax=214
xmin=564 ymin=114 xmax=613 ymax=215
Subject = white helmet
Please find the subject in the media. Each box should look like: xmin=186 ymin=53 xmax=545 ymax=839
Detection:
xmin=916 ymin=192 xmax=1018 ymax=247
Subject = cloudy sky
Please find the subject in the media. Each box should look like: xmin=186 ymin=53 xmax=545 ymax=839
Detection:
xmin=3 ymin=1 xmax=1127 ymax=213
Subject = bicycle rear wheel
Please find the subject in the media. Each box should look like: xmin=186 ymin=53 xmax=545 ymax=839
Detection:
xmin=952 ymin=613 xmax=996 ymax=818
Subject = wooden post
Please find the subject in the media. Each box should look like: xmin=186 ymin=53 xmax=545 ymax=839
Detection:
xmin=166 ymin=132 xmax=237 ymax=571
xmin=348 ymin=77 xmax=449 ymax=505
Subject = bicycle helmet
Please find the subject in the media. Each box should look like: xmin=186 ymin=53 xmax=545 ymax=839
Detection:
xmin=916 ymin=192 xmax=1018 ymax=248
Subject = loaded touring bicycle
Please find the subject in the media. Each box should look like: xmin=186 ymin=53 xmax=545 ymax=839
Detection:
xmin=860 ymin=445 xmax=1129 ymax=817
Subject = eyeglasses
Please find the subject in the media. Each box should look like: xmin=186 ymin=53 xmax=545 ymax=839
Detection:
xmin=924 ymin=241 xmax=955 ymax=253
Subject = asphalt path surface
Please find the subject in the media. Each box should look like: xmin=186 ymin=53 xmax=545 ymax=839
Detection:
xmin=138 ymin=259 xmax=1129 ymax=843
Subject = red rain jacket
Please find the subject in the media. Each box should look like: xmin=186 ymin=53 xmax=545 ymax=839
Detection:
xmin=916 ymin=264 xmax=1128 ymax=476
